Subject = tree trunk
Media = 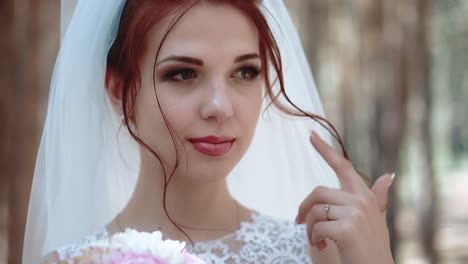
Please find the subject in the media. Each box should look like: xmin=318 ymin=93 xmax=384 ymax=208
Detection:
xmin=378 ymin=0 xmax=409 ymax=257
xmin=4 ymin=0 xmax=59 ymax=262
xmin=405 ymin=0 xmax=438 ymax=262
xmin=8 ymin=0 xmax=32 ymax=262
xmin=0 ymin=0 xmax=16 ymax=262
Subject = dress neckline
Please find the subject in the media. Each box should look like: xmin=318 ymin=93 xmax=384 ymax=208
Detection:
xmin=103 ymin=211 xmax=264 ymax=245
xmin=58 ymin=212 xmax=312 ymax=263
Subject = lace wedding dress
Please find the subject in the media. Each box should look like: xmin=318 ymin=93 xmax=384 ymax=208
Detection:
xmin=57 ymin=212 xmax=313 ymax=263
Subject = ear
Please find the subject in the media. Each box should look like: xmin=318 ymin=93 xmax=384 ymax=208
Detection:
xmin=105 ymin=68 xmax=124 ymax=116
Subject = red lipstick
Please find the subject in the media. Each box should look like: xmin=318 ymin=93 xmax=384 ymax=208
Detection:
xmin=189 ymin=136 xmax=235 ymax=157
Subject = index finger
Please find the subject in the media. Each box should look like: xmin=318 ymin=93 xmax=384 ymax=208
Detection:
xmin=310 ymin=131 xmax=367 ymax=193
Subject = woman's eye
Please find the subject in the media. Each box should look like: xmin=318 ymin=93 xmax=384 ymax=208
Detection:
xmin=233 ymin=66 xmax=261 ymax=80
xmin=164 ymin=69 xmax=197 ymax=82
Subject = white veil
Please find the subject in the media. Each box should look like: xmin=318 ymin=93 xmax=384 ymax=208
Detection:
xmin=23 ymin=0 xmax=339 ymax=263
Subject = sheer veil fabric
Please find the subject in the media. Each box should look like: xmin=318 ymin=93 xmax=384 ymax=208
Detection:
xmin=23 ymin=0 xmax=340 ymax=263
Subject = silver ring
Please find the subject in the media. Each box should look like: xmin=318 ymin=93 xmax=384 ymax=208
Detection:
xmin=324 ymin=204 xmax=331 ymax=220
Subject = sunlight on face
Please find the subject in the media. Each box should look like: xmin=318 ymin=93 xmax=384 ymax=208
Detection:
xmin=134 ymin=2 xmax=263 ymax=181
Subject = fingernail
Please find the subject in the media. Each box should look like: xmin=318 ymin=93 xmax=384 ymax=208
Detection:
xmin=388 ymin=173 xmax=396 ymax=187
xmin=295 ymin=207 xmax=301 ymax=224
xmin=310 ymin=131 xmax=320 ymax=143
xmin=312 ymin=130 xmax=319 ymax=139
xmin=295 ymin=214 xmax=303 ymax=224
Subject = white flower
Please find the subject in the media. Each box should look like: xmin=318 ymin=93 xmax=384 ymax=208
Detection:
xmin=88 ymin=229 xmax=186 ymax=264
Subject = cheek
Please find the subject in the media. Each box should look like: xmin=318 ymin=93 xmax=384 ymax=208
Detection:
xmin=158 ymin=97 xmax=197 ymax=132
xmin=248 ymin=92 xmax=262 ymax=125
xmin=133 ymin=84 xmax=195 ymax=142
xmin=248 ymin=81 xmax=264 ymax=114
xmin=237 ymin=84 xmax=263 ymax=135
xmin=132 ymin=86 xmax=193 ymax=167
xmin=133 ymin=90 xmax=162 ymax=139
xmin=132 ymin=85 xmax=173 ymax=147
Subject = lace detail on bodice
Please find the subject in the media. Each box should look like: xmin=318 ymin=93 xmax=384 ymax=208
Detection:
xmin=56 ymin=212 xmax=312 ymax=263
xmin=191 ymin=213 xmax=312 ymax=263
xmin=56 ymin=229 xmax=109 ymax=259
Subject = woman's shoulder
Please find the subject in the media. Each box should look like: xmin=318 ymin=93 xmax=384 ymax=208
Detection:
xmin=43 ymin=228 xmax=109 ymax=262
xmin=40 ymin=251 xmax=60 ymax=264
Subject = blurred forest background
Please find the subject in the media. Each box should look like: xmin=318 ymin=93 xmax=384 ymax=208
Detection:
xmin=0 ymin=0 xmax=467 ymax=263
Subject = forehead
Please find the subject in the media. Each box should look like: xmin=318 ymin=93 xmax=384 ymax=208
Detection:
xmin=150 ymin=2 xmax=260 ymax=59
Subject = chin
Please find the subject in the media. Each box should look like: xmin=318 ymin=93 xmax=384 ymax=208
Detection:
xmin=184 ymin=160 xmax=239 ymax=182
xmin=174 ymin=140 xmax=248 ymax=182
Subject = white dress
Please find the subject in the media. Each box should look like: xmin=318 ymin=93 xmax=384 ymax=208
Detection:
xmin=57 ymin=212 xmax=313 ymax=263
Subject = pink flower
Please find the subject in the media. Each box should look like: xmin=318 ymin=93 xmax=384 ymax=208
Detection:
xmin=107 ymin=251 xmax=167 ymax=264
xmin=183 ymin=251 xmax=207 ymax=264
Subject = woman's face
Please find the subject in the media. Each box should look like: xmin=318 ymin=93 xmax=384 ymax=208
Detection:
xmin=134 ymin=2 xmax=263 ymax=180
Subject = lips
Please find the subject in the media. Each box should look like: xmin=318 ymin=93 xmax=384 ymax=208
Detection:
xmin=188 ymin=136 xmax=235 ymax=157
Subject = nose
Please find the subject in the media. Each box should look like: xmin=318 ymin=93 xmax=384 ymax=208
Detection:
xmin=200 ymin=79 xmax=234 ymax=122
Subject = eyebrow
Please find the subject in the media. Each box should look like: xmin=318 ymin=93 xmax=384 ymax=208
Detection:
xmin=234 ymin=53 xmax=260 ymax=63
xmin=157 ymin=53 xmax=260 ymax=66
xmin=157 ymin=56 xmax=203 ymax=66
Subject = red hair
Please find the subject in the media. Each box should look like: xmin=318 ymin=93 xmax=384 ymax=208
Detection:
xmin=106 ymin=0 xmax=353 ymax=244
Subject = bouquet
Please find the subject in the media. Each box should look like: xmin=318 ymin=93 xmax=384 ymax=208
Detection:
xmin=61 ymin=229 xmax=206 ymax=264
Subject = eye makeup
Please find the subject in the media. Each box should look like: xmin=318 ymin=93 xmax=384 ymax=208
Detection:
xmin=156 ymin=62 xmax=262 ymax=83
xmin=160 ymin=68 xmax=198 ymax=82
xmin=232 ymin=64 xmax=262 ymax=80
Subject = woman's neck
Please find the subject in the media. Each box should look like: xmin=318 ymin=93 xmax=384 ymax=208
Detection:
xmin=109 ymin=152 xmax=251 ymax=242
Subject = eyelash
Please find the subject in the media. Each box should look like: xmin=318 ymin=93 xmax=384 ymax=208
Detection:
xmin=161 ymin=65 xmax=262 ymax=82
xmin=234 ymin=66 xmax=262 ymax=80
xmin=162 ymin=68 xmax=197 ymax=82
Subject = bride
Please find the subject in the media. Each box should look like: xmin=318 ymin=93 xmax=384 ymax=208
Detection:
xmin=23 ymin=0 xmax=395 ymax=263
